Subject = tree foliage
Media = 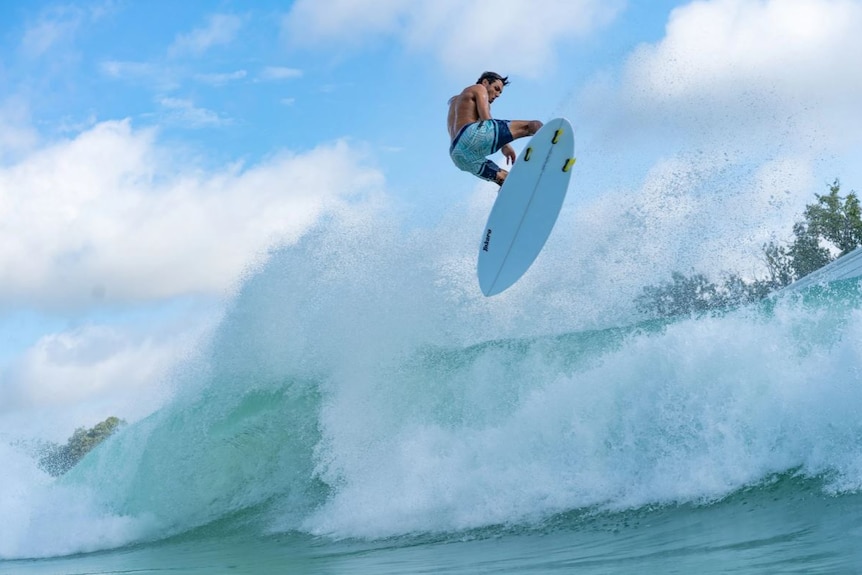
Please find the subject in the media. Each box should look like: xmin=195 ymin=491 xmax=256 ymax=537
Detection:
xmin=39 ymin=416 xmax=124 ymax=476
xmin=637 ymin=179 xmax=862 ymax=318
xmin=803 ymin=179 xmax=862 ymax=256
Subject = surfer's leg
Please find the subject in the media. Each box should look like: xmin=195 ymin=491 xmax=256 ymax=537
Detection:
xmin=494 ymin=169 xmax=508 ymax=186
xmin=488 ymin=120 xmax=514 ymax=153
xmin=478 ymin=160 xmax=506 ymax=185
xmin=508 ymin=120 xmax=543 ymax=140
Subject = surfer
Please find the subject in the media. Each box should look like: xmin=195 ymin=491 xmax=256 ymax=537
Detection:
xmin=448 ymin=71 xmax=543 ymax=186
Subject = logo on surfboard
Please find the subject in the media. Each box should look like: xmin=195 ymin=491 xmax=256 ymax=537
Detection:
xmin=483 ymin=228 xmax=492 ymax=252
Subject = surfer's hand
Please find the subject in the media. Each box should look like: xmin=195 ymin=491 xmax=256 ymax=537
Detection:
xmin=502 ymin=144 xmax=516 ymax=165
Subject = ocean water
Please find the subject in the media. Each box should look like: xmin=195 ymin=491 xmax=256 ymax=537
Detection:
xmin=3 ymin=206 xmax=862 ymax=574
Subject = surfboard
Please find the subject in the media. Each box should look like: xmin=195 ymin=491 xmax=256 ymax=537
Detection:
xmin=477 ymin=117 xmax=576 ymax=296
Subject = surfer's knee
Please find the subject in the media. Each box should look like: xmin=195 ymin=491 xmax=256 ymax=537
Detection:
xmin=509 ymin=120 xmax=542 ymax=139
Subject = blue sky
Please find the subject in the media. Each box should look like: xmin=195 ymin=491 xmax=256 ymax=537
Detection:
xmin=2 ymin=0 xmax=862 ymax=437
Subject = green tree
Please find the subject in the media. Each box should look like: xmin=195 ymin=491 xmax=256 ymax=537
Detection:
xmin=761 ymin=241 xmax=794 ymax=288
xmin=635 ymin=271 xmax=772 ymax=318
xmin=636 ymin=179 xmax=862 ymax=319
xmin=635 ymin=271 xmax=720 ymax=317
xmin=39 ymin=416 xmax=124 ymax=476
xmin=787 ymin=220 xmax=832 ymax=279
xmin=803 ymin=179 xmax=862 ymax=256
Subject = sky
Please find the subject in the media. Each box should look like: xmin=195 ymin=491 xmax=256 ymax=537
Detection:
xmin=2 ymin=0 xmax=862 ymax=439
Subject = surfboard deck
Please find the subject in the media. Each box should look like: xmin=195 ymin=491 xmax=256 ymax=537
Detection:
xmin=477 ymin=117 xmax=575 ymax=296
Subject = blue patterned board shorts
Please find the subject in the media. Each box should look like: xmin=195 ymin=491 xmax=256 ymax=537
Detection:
xmin=450 ymin=119 xmax=514 ymax=182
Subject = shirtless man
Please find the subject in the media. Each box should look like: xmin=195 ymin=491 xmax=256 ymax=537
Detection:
xmin=448 ymin=71 xmax=543 ymax=185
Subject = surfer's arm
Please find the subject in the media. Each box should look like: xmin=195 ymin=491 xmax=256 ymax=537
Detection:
xmin=502 ymin=143 xmax=516 ymax=165
xmin=471 ymin=85 xmax=492 ymax=120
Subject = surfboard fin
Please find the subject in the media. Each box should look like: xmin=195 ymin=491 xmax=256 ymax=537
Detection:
xmin=562 ymin=158 xmax=576 ymax=172
xmin=552 ymin=129 xmax=563 ymax=144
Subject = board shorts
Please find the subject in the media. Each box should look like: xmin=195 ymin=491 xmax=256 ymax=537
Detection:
xmin=450 ymin=119 xmax=514 ymax=182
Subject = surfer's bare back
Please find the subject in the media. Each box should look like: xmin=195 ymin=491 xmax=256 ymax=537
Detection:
xmin=447 ymin=71 xmax=542 ymax=185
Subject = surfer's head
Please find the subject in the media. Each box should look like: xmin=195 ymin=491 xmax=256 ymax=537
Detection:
xmin=476 ymin=71 xmax=509 ymax=87
xmin=476 ymin=71 xmax=509 ymax=103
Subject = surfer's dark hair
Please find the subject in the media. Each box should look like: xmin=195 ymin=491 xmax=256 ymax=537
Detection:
xmin=476 ymin=71 xmax=509 ymax=86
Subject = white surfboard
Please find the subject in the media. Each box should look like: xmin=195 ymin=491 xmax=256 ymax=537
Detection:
xmin=477 ymin=117 xmax=576 ymax=296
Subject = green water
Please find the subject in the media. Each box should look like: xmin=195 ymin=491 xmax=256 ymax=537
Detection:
xmin=5 ymin=479 xmax=862 ymax=575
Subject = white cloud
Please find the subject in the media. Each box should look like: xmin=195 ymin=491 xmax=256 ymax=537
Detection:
xmin=168 ymin=14 xmax=244 ymax=58
xmin=100 ymin=60 xmax=153 ymax=79
xmin=103 ymin=64 xmax=249 ymax=92
xmin=157 ymin=97 xmax=229 ymax=127
xmin=19 ymin=2 xmax=115 ymax=58
xmin=0 ymin=324 xmax=188 ymax=414
xmin=282 ymin=0 xmax=625 ymax=77
xmin=283 ymin=0 xmax=407 ymax=42
xmin=0 ymin=120 xmax=385 ymax=310
xmin=194 ymin=70 xmax=248 ymax=86
xmin=573 ymin=0 xmax=862 ymax=260
xmin=0 ymin=307 xmax=220 ymax=442
xmin=408 ymin=0 xmax=625 ymax=77
xmin=259 ymin=66 xmax=303 ymax=81
xmin=20 ymin=6 xmax=84 ymax=58
xmin=100 ymin=60 xmax=180 ymax=92
xmin=0 ymin=99 xmax=39 ymax=161
xmin=618 ymin=0 xmax=862 ymax=151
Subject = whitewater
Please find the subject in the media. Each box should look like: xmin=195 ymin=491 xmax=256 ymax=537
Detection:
xmin=2 ymin=193 xmax=862 ymax=574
